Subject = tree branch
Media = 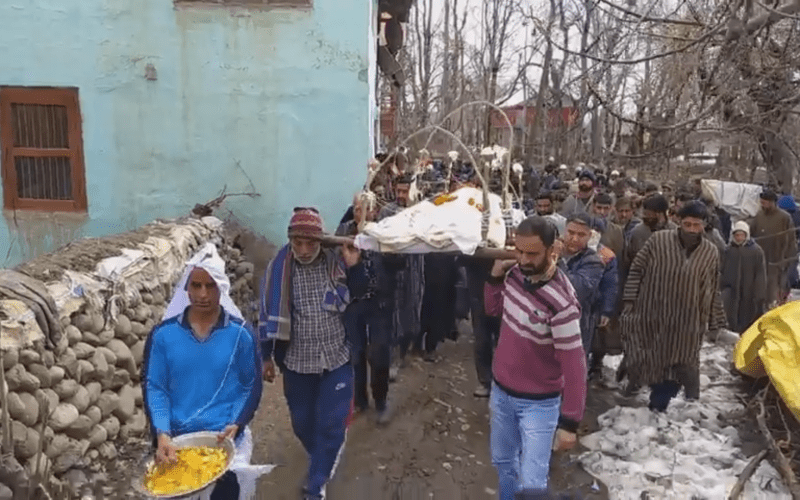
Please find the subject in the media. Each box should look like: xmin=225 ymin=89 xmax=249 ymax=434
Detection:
xmin=739 ymin=0 xmax=800 ymax=40
xmin=547 ymin=23 xmax=725 ymax=66
xmin=755 ymin=387 xmax=800 ymax=500
xmin=728 ymin=449 xmax=768 ymax=500
xmin=596 ymin=0 xmax=705 ymax=26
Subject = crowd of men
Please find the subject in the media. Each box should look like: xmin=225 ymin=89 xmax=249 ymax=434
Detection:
xmin=333 ymin=153 xmax=800 ymax=498
xmin=142 ymin=151 xmax=800 ymax=500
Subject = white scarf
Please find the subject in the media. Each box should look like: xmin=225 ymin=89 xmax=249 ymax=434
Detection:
xmin=163 ymin=243 xmax=244 ymax=322
xmin=152 ymin=244 xmax=276 ymax=500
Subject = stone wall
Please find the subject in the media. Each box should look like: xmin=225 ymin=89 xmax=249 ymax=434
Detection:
xmin=0 ymin=216 xmax=265 ymax=499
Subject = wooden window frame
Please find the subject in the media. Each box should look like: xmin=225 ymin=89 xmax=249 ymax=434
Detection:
xmin=174 ymin=0 xmax=312 ymax=9
xmin=0 ymin=87 xmax=88 ymax=212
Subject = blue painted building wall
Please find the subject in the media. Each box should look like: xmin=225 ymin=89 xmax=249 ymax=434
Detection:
xmin=0 ymin=0 xmax=373 ymax=266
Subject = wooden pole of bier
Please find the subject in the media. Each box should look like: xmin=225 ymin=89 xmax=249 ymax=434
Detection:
xmin=318 ymin=234 xmax=516 ymax=260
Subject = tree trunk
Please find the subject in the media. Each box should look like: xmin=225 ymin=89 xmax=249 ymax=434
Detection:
xmin=758 ymin=130 xmax=794 ymax=191
xmin=525 ymin=41 xmax=552 ymax=166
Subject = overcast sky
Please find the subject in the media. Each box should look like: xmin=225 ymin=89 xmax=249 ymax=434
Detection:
xmin=412 ymin=0 xmax=668 ymax=112
xmin=419 ymin=0 xmax=585 ymax=105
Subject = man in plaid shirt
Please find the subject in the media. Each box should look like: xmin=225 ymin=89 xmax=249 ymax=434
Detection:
xmin=260 ymin=208 xmax=366 ymax=500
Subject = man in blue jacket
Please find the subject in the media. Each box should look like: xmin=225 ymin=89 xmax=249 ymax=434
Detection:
xmin=143 ymin=243 xmax=263 ymax=500
xmin=559 ymin=213 xmax=605 ymax=355
xmin=336 ymin=196 xmax=393 ymax=424
xmin=588 ymin=219 xmax=620 ymax=379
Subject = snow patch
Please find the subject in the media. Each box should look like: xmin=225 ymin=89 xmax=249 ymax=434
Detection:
xmin=582 ymin=343 xmax=791 ymax=499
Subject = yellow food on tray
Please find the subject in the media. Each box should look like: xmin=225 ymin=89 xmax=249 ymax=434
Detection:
xmin=145 ymin=446 xmax=229 ymax=496
xmin=433 ymin=193 xmax=458 ymax=206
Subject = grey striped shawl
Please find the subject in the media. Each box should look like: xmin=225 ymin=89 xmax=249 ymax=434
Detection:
xmin=620 ymin=230 xmax=727 ymax=387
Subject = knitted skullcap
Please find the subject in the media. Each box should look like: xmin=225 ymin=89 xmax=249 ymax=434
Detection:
xmin=677 ymin=200 xmax=708 ymax=220
xmin=760 ymin=189 xmax=778 ymax=202
xmin=642 ymin=194 xmax=669 ymax=213
xmin=288 ymin=207 xmax=325 ymax=238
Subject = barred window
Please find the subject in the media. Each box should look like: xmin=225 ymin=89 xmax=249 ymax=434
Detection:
xmin=0 ymin=87 xmax=87 ymax=212
xmin=175 ymin=0 xmax=312 ymax=7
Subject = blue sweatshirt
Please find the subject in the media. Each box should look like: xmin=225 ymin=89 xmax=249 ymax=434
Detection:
xmin=142 ymin=308 xmax=262 ymax=439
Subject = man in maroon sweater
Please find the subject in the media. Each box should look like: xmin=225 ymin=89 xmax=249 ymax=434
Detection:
xmin=485 ymin=216 xmax=587 ymax=499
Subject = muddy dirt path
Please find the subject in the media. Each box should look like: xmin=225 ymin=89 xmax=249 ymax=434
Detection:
xmin=250 ymin=326 xmax=613 ymax=500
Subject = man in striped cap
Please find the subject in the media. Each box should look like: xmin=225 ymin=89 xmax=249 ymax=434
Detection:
xmin=260 ymin=207 xmax=366 ymax=500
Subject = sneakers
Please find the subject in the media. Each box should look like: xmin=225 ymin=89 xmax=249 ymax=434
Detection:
xmin=302 ymin=488 xmax=325 ymax=500
xmin=473 ymin=385 xmax=490 ymax=398
xmin=423 ymin=351 xmax=437 ymax=363
xmin=389 ymin=366 xmax=399 ymax=382
xmin=353 ymin=402 xmax=369 ymax=419
xmin=375 ymin=401 xmax=392 ymax=426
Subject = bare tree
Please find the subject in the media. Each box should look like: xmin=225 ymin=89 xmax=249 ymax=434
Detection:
xmin=545 ymin=0 xmax=800 ymax=188
xmin=479 ymin=0 xmax=522 ymax=144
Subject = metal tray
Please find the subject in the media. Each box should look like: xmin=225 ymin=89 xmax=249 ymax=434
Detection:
xmin=131 ymin=431 xmax=236 ymax=499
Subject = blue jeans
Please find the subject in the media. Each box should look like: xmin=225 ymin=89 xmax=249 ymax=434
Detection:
xmin=490 ymin=383 xmax=561 ymax=499
xmin=283 ymin=363 xmax=354 ymax=498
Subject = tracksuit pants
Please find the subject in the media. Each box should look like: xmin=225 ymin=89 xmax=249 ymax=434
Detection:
xmin=283 ymin=363 xmax=354 ymax=498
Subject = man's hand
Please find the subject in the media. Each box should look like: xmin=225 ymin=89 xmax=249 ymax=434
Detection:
xmin=341 ymin=243 xmax=361 ymax=268
xmin=218 ymin=424 xmax=239 ymax=443
xmin=553 ymin=429 xmax=578 ymax=451
xmin=156 ymin=434 xmax=177 ymax=465
xmin=262 ymin=359 xmax=276 ymax=383
xmin=491 ymin=259 xmax=516 ymax=278
xmin=551 ymin=239 xmax=564 ymax=259
xmin=599 ymin=315 xmax=610 ymax=328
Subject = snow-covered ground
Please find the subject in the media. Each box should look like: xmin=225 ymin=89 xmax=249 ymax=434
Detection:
xmin=580 ymin=341 xmax=792 ymax=499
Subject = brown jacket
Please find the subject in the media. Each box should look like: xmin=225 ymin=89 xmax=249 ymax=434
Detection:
xmin=600 ymin=221 xmax=625 ymax=261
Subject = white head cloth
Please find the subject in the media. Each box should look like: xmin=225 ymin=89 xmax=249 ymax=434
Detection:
xmin=163 ymin=242 xmax=244 ymax=322
xmin=588 ymin=229 xmax=602 ymax=252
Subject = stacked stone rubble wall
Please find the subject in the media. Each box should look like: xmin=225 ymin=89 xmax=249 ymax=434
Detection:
xmin=0 ymin=216 xmax=265 ymax=499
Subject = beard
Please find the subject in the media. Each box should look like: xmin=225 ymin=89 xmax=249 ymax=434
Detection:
xmin=519 ymin=260 xmax=549 ymax=276
xmin=578 ymin=184 xmax=593 ymax=193
xmin=292 ymin=246 xmax=321 ymax=265
xmin=679 ymin=228 xmax=703 ymax=249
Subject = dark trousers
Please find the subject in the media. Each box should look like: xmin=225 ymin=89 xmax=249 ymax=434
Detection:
xmin=384 ymin=261 xmax=421 ymax=360
xmin=454 ymin=265 xmax=471 ymax=321
xmin=420 ymin=254 xmax=458 ymax=353
xmin=283 ymin=364 xmax=353 ymax=497
xmin=466 ymin=260 xmax=500 ymax=387
xmin=211 ymin=471 xmax=239 ymax=499
xmin=649 ymin=380 xmax=682 ymax=412
xmin=344 ymin=299 xmax=391 ymax=409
